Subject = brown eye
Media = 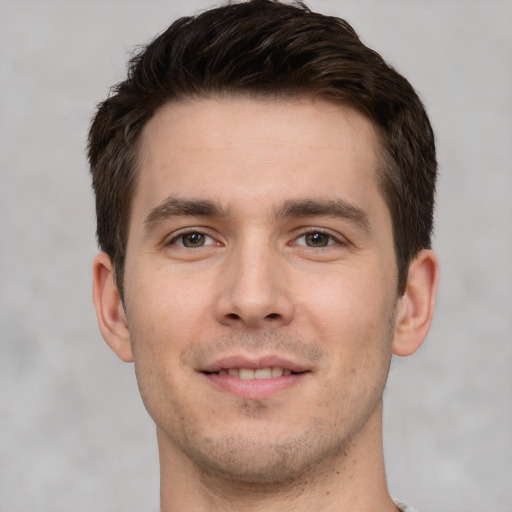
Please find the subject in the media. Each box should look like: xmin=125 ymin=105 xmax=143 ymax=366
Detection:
xmin=176 ymin=232 xmax=212 ymax=247
xmin=304 ymin=232 xmax=331 ymax=247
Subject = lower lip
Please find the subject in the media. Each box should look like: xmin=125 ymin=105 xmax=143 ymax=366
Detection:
xmin=204 ymin=373 xmax=308 ymax=399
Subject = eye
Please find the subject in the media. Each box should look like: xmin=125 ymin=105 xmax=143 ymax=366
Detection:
xmin=295 ymin=231 xmax=337 ymax=248
xmin=172 ymin=231 xmax=216 ymax=248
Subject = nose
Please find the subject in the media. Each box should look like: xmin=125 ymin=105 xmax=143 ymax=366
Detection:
xmin=214 ymin=240 xmax=294 ymax=329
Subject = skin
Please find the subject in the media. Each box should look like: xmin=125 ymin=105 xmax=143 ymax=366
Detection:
xmin=93 ymin=96 xmax=438 ymax=512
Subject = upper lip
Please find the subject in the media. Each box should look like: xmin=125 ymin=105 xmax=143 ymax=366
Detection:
xmin=200 ymin=354 xmax=311 ymax=374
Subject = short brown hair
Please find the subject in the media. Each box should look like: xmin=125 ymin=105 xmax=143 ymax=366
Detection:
xmin=88 ymin=0 xmax=437 ymax=297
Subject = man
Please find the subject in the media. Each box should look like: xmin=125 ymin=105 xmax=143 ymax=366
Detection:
xmin=88 ymin=1 xmax=438 ymax=510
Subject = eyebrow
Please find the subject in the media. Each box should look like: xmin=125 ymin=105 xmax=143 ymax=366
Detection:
xmin=143 ymin=195 xmax=371 ymax=236
xmin=143 ymin=196 xmax=230 ymax=236
xmin=275 ymin=198 xmax=371 ymax=233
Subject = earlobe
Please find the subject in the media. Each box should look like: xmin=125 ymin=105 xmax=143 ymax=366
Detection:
xmin=92 ymin=252 xmax=134 ymax=362
xmin=392 ymin=249 xmax=439 ymax=357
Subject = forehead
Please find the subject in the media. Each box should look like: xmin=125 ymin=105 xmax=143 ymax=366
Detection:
xmin=135 ymin=96 xmax=382 ymax=207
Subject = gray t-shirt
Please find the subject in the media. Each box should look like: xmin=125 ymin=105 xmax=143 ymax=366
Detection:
xmin=395 ymin=501 xmax=418 ymax=512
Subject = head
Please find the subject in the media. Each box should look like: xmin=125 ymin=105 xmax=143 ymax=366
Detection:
xmin=89 ymin=1 xmax=439 ymax=493
xmin=88 ymin=0 xmax=437 ymax=300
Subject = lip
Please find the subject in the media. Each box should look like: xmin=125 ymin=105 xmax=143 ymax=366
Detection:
xmin=199 ymin=354 xmax=311 ymax=399
xmin=204 ymin=372 xmax=308 ymax=399
xmin=201 ymin=354 xmax=310 ymax=374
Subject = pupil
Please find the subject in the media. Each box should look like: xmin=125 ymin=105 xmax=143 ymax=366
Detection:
xmin=306 ymin=232 xmax=328 ymax=247
xmin=184 ymin=232 xmax=204 ymax=247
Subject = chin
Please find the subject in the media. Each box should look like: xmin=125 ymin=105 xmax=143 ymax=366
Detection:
xmin=175 ymin=426 xmax=349 ymax=487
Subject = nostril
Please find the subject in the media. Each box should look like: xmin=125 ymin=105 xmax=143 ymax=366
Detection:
xmin=265 ymin=313 xmax=280 ymax=320
xmin=227 ymin=313 xmax=241 ymax=320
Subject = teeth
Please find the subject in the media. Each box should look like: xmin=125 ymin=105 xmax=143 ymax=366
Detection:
xmin=271 ymin=367 xmax=283 ymax=377
xmin=239 ymin=368 xmax=254 ymax=380
xmin=255 ymin=368 xmax=272 ymax=379
xmin=219 ymin=367 xmax=291 ymax=380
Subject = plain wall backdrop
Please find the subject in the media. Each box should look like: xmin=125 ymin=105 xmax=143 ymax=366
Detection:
xmin=1 ymin=1 xmax=511 ymax=511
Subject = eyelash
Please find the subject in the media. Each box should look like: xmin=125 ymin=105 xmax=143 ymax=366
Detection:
xmin=166 ymin=228 xmax=344 ymax=249
xmin=167 ymin=229 xmax=217 ymax=248
xmin=293 ymin=229 xmax=344 ymax=248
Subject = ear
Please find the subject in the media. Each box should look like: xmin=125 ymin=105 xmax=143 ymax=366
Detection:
xmin=392 ymin=249 xmax=439 ymax=357
xmin=92 ymin=252 xmax=133 ymax=362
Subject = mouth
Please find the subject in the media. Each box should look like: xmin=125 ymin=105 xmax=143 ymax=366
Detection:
xmin=205 ymin=366 xmax=297 ymax=380
xmin=200 ymin=356 xmax=310 ymax=398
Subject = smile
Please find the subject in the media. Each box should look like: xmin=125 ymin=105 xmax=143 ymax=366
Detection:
xmin=199 ymin=355 xmax=311 ymax=398
xmin=202 ymin=360 xmax=309 ymax=399
xmin=216 ymin=367 xmax=293 ymax=379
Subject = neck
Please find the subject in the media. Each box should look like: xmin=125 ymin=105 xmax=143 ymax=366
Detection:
xmin=158 ymin=402 xmax=398 ymax=512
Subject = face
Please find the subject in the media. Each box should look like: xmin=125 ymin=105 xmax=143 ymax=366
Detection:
xmin=121 ymin=97 xmax=400 ymax=482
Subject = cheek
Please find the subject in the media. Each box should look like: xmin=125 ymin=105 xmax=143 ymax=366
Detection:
xmin=297 ymin=267 xmax=397 ymax=353
xmin=124 ymin=274 xmax=218 ymax=415
xmin=127 ymin=267 xmax=215 ymax=341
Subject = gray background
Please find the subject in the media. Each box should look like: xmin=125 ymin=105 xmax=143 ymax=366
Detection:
xmin=1 ymin=1 xmax=511 ymax=511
